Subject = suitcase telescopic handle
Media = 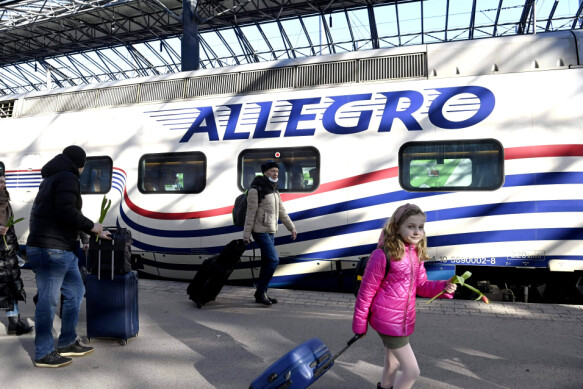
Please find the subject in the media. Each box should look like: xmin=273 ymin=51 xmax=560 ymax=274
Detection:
xmin=347 ymin=334 xmax=362 ymax=346
xmin=332 ymin=334 xmax=362 ymax=361
xmin=313 ymin=334 xmax=363 ymax=378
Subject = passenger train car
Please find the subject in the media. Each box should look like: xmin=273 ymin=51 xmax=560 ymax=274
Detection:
xmin=1 ymin=30 xmax=582 ymax=302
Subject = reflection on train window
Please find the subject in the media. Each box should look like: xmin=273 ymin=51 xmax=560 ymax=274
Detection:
xmin=0 ymin=161 xmax=4 ymax=175
xmin=138 ymin=152 xmax=206 ymax=194
xmin=238 ymin=147 xmax=320 ymax=192
xmin=80 ymin=156 xmax=113 ymax=194
xmin=399 ymin=139 xmax=504 ymax=192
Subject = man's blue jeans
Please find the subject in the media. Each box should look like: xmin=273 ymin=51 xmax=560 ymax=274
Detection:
xmin=26 ymin=246 xmax=85 ymax=360
xmin=252 ymin=232 xmax=279 ymax=294
xmin=6 ymin=301 xmax=19 ymax=317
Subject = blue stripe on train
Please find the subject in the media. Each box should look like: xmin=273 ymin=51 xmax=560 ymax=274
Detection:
xmin=129 ymin=226 xmax=583 ymax=259
xmin=137 ymin=254 xmax=583 ymax=272
xmin=429 ymin=227 xmax=583 ymax=246
xmin=425 ymin=199 xmax=583 ymax=221
xmin=9 ymin=170 xmax=583 ymax=191
xmin=120 ymin=171 xmax=583 ymax=238
xmin=124 ymin=197 xmax=583 ymax=249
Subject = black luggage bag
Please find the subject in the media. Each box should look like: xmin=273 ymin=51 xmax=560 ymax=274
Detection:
xmin=86 ymin=270 xmax=139 ymax=346
xmin=88 ymin=227 xmax=132 ymax=279
xmin=187 ymin=239 xmax=247 ymax=308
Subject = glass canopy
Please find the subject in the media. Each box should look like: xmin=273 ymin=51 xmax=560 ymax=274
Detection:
xmin=0 ymin=0 xmax=581 ymax=95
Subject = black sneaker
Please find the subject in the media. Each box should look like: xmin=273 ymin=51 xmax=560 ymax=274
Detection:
xmin=57 ymin=339 xmax=94 ymax=357
xmin=34 ymin=351 xmax=73 ymax=368
xmin=266 ymin=295 xmax=278 ymax=304
xmin=254 ymin=292 xmax=272 ymax=306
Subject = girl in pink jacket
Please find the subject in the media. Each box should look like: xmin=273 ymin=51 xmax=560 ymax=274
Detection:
xmin=352 ymin=203 xmax=457 ymax=389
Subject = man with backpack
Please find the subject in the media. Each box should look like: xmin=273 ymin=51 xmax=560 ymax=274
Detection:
xmin=242 ymin=161 xmax=297 ymax=306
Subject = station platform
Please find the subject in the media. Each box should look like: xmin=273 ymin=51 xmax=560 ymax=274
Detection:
xmin=1 ymin=269 xmax=582 ymax=389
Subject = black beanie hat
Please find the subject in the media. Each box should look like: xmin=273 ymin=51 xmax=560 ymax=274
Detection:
xmin=261 ymin=160 xmax=279 ymax=174
xmin=63 ymin=145 xmax=86 ymax=168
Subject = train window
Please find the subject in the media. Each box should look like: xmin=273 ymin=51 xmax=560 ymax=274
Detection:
xmin=399 ymin=139 xmax=504 ymax=191
xmin=80 ymin=156 xmax=113 ymax=194
xmin=238 ymin=147 xmax=320 ymax=192
xmin=138 ymin=152 xmax=206 ymax=194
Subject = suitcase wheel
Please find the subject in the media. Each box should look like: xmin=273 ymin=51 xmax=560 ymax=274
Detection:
xmin=119 ymin=332 xmax=139 ymax=346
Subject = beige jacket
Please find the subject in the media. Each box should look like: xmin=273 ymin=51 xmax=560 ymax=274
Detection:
xmin=243 ymin=187 xmax=295 ymax=241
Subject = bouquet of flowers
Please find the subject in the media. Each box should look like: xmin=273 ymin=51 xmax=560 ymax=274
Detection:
xmin=426 ymin=271 xmax=490 ymax=304
xmin=96 ymin=195 xmax=111 ymax=242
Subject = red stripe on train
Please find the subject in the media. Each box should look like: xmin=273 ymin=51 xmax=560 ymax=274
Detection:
xmin=505 ymin=144 xmax=583 ymax=159
xmin=125 ymin=144 xmax=583 ymax=221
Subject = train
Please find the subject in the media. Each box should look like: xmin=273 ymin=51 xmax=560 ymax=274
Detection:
xmin=1 ymin=29 xmax=582 ymax=303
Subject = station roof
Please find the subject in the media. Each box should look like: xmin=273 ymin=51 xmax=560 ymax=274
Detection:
xmin=1 ymin=0 xmax=582 ymax=96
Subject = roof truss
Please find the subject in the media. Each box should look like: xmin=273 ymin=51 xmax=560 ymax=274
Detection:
xmin=1 ymin=0 xmax=582 ymax=95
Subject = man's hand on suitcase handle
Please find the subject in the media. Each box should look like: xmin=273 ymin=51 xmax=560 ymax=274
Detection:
xmin=97 ymin=230 xmax=112 ymax=240
xmin=91 ymin=223 xmax=112 ymax=240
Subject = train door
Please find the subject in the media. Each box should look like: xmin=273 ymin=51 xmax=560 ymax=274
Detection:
xmin=17 ymin=153 xmax=42 ymax=204
xmin=10 ymin=153 xmax=42 ymax=244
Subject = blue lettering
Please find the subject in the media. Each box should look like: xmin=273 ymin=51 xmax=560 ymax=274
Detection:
xmin=252 ymin=102 xmax=279 ymax=139
xmin=378 ymin=91 xmax=424 ymax=132
xmin=322 ymin=94 xmax=373 ymax=135
xmin=222 ymin=104 xmax=250 ymax=140
xmin=177 ymin=86 xmax=496 ymax=141
xmin=428 ymin=86 xmax=496 ymax=129
xmin=180 ymin=107 xmax=218 ymax=142
xmin=284 ymin=98 xmax=320 ymax=137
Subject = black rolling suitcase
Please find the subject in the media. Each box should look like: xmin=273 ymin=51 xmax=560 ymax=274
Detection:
xmin=187 ymin=239 xmax=247 ymax=308
xmin=88 ymin=227 xmax=132 ymax=279
xmin=86 ymin=270 xmax=139 ymax=346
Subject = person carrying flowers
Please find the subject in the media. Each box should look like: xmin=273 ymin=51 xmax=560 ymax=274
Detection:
xmin=352 ymin=203 xmax=457 ymax=389
xmin=0 ymin=171 xmax=34 ymax=336
xmin=26 ymin=146 xmax=111 ymax=368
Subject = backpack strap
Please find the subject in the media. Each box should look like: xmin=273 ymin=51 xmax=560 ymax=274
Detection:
xmin=381 ymin=248 xmax=390 ymax=279
xmin=251 ymin=184 xmax=264 ymax=203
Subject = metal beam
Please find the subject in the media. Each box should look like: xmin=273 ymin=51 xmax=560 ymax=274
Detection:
xmin=572 ymin=1 xmax=583 ymax=30
xmin=234 ymin=24 xmax=259 ymax=63
xmin=182 ymin=0 xmax=200 ymax=71
xmin=343 ymin=7 xmax=357 ymax=51
xmin=366 ymin=2 xmax=379 ymax=50
xmin=320 ymin=11 xmax=335 ymax=54
xmin=297 ymin=16 xmax=315 ymax=56
xmin=492 ymin=0 xmax=503 ymax=37
xmin=517 ymin=0 xmax=534 ymax=34
xmin=445 ymin=0 xmax=450 ymax=41
xmin=469 ymin=0 xmax=477 ymax=39
xmin=276 ymin=18 xmax=296 ymax=59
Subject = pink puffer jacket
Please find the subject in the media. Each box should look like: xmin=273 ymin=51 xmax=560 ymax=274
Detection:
xmin=352 ymin=243 xmax=453 ymax=336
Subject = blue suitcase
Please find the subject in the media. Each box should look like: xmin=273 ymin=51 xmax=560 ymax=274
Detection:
xmin=249 ymin=335 xmax=361 ymax=389
xmin=85 ymin=270 xmax=139 ymax=346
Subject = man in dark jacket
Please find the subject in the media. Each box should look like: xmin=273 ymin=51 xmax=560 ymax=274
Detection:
xmin=26 ymin=145 xmax=110 ymax=368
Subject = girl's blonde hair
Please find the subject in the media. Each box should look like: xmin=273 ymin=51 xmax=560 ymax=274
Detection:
xmin=381 ymin=203 xmax=429 ymax=261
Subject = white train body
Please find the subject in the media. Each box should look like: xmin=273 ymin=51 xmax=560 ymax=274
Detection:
xmin=1 ymin=30 xmax=582 ymax=295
